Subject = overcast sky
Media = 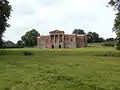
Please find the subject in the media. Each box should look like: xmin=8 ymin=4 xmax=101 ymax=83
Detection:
xmin=4 ymin=0 xmax=116 ymax=43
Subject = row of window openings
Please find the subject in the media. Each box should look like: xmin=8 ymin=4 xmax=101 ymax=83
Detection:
xmin=41 ymin=39 xmax=63 ymax=44
xmin=52 ymin=45 xmax=61 ymax=49
xmin=51 ymin=38 xmax=63 ymax=43
xmin=52 ymin=38 xmax=74 ymax=43
xmin=41 ymin=37 xmax=75 ymax=44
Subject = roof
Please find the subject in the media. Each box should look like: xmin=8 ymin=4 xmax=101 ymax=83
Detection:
xmin=65 ymin=34 xmax=87 ymax=37
xmin=49 ymin=30 xmax=65 ymax=33
xmin=37 ymin=35 xmax=49 ymax=38
xmin=76 ymin=34 xmax=87 ymax=36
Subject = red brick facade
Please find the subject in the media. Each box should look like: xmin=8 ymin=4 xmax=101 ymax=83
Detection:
xmin=37 ymin=30 xmax=88 ymax=48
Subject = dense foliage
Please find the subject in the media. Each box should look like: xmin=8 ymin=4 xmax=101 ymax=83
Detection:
xmin=108 ymin=0 xmax=120 ymax=50
xmin=72 ymin=29 xmax=86 ymax=34
xmin=87 ymin=32 xmax=104 ymax=43
xmin=3 ymin=40 xmax=16 ymax=48
xmin=102 ymin=41 xmax=115 ymax=47
xmin=16 ymin=40 xmax=25 ymax=48
xmin=21 ymin=29 xmax=40 ymax=47
xmin=0 ymin=0 xmax=12 ymax=48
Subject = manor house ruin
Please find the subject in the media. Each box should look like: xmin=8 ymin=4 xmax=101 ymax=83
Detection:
xmin=37 ymin=30 xmax=88 ymax=48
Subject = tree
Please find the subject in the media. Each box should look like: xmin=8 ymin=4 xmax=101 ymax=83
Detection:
xmin=108 ymin=0 xmax=120 ymax=50
xmin=0 ymin=0 xmax=12 ymax=48
xmin=87 ymin=32 xmax=100 ymax=43
xmin=16 ymin=40 xmax=24 ymax=48
xmin=72 ymin=29 xmax=86 ymax=35
xmin=21 ymin=29 xmax=40 ymax=47
xmin=106 ymin=38 xmax=115 ymax=42
xmin=87 ymin=32 xmax=93 ymax=43
xmin=99 ymin=37 xmax=105 ymax=42
xmin=3 ymin=40 xmax=16 ymax=48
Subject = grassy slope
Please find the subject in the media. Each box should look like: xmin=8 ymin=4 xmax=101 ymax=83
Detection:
xmin=0 ymin=47 xmax=120 ymax=90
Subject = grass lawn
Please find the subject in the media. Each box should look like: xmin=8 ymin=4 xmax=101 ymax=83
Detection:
xmin=0 ymin=47 xmax=120 ymax=90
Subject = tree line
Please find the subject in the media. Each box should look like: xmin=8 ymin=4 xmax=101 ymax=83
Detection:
xmin=1 ymin=29 xmax=115 ymax=48
xmin=72 ymin=29 xmax=115 ymax=43
xmin=2 ymin=29 xmax=40 ymax=48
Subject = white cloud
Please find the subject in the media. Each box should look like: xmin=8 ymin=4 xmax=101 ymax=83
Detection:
xmin=4 ymin=0 xmax=116 ymax=43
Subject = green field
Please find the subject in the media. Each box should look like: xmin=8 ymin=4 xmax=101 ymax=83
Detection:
xmin=0 ymin=47 xmax=120 ymax=90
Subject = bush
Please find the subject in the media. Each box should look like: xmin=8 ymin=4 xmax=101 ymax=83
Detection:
xmin=22 ymin=51 xmax=34 ymax=56
xmin=102 ymin=42 xmax=115 ymax=47
xmin=115 ymin=37 xmax=120 ymax=50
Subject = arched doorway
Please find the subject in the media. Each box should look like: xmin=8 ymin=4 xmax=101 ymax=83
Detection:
xmin=59 ymin=45 xmax=61 ymax=48
xmin=52 ymin=45 xmax=54 ymax=49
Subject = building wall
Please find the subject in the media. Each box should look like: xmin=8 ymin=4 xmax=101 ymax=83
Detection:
xmin=76 ymin=37 xmax=84 ymax=48
xmin=37 ymin=30 xmax=88 ymax=49
xmin=76 ymin=35 xmax=88 ymax=48
xmin=64 ymin=35 xmax=76 ymax=48
xmin=37 ymin=36 xmax=50 ymax=48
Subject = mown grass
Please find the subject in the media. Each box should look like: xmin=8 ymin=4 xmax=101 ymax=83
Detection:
xmin=0 ymin=47 xmax=120 ymax=90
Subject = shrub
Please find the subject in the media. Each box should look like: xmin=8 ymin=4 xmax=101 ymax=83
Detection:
xmin=102 ymin=42 xmax=115 ymax=47
xmin=22 ymin=51 xmax=34 ymax=56
xmin=104 ymin=52 xmax=112 ymax=56
xmin=115 ymin=38 xmax=120 ymax=50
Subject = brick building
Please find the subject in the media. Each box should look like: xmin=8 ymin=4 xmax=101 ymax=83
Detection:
xmin=37 ymin=30 xmax=88 ymax=48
